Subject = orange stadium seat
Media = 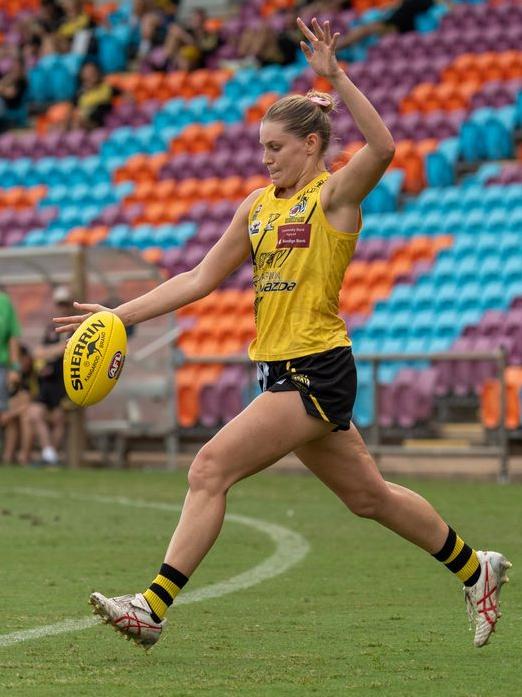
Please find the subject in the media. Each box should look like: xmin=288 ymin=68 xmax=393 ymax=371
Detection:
xmin=126 ymin=180 xmax=156 ymax=204
xmin=176 ymin=177 xmax=203 ymax=204
xmin=332 ymin=141 xmax=365 ymax=171
xmin=25 ymin=185 xmax=47 ymax=206
xmin=366 ymin=260 xmax=393 ymax=289
xmin=481 ymin=368 xmax=522 ymax=430
xmin=222 ymin=176 xmax=246 ymax=200
xmin=391 ymin=140 xmax=428 ymax=193
xmin=245 ymin=93 xmax=280 ymax=123
xmin=116 ymin=154 xmax=156 ymax=184
xmin=196 ymin=177 xmax=221 ymax=201
xmin=368 ymin=279 xmax=393 ymax=304
xmin=162 ymin=200 xmax=189 ymax=222
xmin=432 ymin=234 xmax=453 ymax=253
xmin=243 ymin=175 xmax=270 ymax=194
xmin=343 ymin=260 xmax=368 ymax=287
xmin=407 ymin=236 xmax=437 ymax=263
xmin=88 ymin=225 xmax=109 ymax=246
xmin=497 ymin=51 xmax=522 ymax=80
xmin=176 ymin=365 xmax=201 ymax=427
xmin=389 ymin=257 xmax=413 ymax=281
xmin=142 ymin=248 xmax=163 ymax=265
xmin=137 ymin=202 xmax=167 ymax=225
xmin=1 ymin=187 xmax=28 ymax=209
xmin=339 ymin=284 xmax=372 ymax=316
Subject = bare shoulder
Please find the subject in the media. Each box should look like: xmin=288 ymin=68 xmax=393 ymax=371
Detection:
xmin=236 ymin=187 xmax=266 ymax=219
xmin=222 ymin=188 xmax=267 ymax=240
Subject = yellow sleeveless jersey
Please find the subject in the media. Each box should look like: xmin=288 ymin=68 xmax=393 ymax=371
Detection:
xmin=247 ymin=171 xmax=360 ymax=361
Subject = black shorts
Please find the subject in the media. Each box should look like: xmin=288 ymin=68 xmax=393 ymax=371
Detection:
xmin=36 ymin=380 xmax=66 ymax=410
xmin=257 ymin=346 xmax=357 ymax=431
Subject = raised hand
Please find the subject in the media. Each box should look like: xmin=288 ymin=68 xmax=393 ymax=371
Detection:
xmin=297 ymin=17 xmax=340 ymax=80
xmin=53 ymin=301 xmax=110 ymax=335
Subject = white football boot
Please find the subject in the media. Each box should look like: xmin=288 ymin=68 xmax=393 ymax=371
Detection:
xmin=464 ymin=550 xmax=512 ymax=647
xmin=89 ymin=592 xmax=165 ymax=649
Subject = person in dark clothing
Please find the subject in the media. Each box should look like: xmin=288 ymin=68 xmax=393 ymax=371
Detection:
xmin=336 ymin=0 xmax=435 ymax=50
xmin=68 ymin=61 xmax=120 ymax=130
xmin=0 ymin=58 xmax=28 ymax=120
xmin=26 ymin=286 xmax=73 ymax=465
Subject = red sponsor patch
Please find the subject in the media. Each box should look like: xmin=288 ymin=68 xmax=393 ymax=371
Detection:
xmin=276 ymin=223 xmax=311 ymax=248
xmin=108 ymin=351 xmax=123 ymax=379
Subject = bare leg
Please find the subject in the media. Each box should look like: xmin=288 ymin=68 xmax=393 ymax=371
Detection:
xmin=18 ymin=409 xmax=33 ymax=464
xmin=164 ymin=390 xmax=333 ymax=576
xmin=49 ymin=407 xmax=65 ymax=451
xmin=2 ymin=420 xmax=18 ymax=463
xmin=295 ymin=423 xmax=448 ymax=553
xmin=27 ymin=402 xmax=53 ymax=450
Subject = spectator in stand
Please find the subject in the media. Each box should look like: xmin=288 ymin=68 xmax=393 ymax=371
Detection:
xmin=66 ymin=61 xmax=121 ymax=130
xmin=56 ymin=0 xmax=96 ymax=55
xmin=335 ymin=0 xmax=435 ymax=50
xmin=133 ymin=0 xmax=178 ymax=59
xmin=158 ymin=7 xmax=221 ymax=71
xmin=236 ymin=13 xmax=299 ymax=68
xmin=0 ymin=344 xmax=37 ymax=466
xmin=26 ymin=286 xmax=73 ymax=466
xmin=16 ymin=1 xmax=65 ymax=69
xmin=0 ymin=57 xmax=28 ymax=129
xmin=0 ymin=289 xmax=21 ymax=458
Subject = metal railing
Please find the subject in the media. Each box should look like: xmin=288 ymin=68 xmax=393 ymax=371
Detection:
xmin=176 ymin=348 xmax=510 ymax=482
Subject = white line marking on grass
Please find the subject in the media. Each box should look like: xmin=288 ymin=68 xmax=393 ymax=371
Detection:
xmin=0 ymin=486 xmax=309 ymax=647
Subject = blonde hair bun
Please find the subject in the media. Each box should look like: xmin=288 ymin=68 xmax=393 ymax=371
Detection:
xmin=306 ymin=90 xmax=336 ymax=113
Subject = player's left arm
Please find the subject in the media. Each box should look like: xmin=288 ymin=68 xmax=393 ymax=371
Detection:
xmin=298 ymin=17 xmax=395 ymax=211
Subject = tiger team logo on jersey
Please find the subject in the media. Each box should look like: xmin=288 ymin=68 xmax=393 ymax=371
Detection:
xmin=288 ymin=196 xmax=308 ymax=219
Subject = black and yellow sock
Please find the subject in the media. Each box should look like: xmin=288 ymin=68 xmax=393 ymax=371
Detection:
xmin=143 ymin=563 xmax=189 ymax=622
xmin=432 ymin=526 xmax=481 ymax=587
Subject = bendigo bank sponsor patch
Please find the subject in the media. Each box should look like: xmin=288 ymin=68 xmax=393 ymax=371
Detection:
xmin=276 ymin=223 xmax=311 ymax=248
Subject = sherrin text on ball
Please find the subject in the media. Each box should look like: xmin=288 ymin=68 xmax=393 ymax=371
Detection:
xmin=63 ymin=310 xmax=127 ymax=407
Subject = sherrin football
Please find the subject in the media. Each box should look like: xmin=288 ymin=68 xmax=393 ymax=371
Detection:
xmin=63 ymin=310 xmax=127 ymax=407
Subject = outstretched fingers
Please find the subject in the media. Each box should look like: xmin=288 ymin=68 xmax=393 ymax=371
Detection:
xmin=297 ymin=16 xmax=317 ymax=43
xmin=311 ymin=17 xmax=325 ymax=41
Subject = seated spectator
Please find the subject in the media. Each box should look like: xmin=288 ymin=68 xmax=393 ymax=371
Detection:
xmin=336 ymin=0 xmax=435 ymax=50
xmin=133 ymin=0 xmax=176 ymax=59
xmin=26 ymin=286 xmax=74 ymax=466
xmin=236 ymin=16 xmax=299 ymax=68
xmin=0 ymin=344 xmax=37 ymax=466
xmin=16 ymin=1 xmax=65 ymax=69
xmin=0 ymin=289 xmax=21 ymax=458
xmin=56 ymin=0 xmax=96 ymax=54
xmin=67 ymin=61 xmax=121 ymax=130
xmin=0 ymin=57 xmax=28 ymax=129
xmin=158 ymin=7 xmax=222 ymax=71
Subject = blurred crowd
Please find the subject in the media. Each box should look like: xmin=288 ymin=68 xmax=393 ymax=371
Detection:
xmin=0 ymin=0 xmax=432 ymax=132
xmin=0 ymin=286 xmax=74 ymax=467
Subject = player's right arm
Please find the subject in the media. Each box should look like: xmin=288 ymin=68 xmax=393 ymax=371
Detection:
xmin=54 ymin=189 xmax=262 ymax=333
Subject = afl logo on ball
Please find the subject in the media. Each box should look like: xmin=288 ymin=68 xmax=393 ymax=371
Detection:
xmin=108 ymin=351 xmax=123 ymax=379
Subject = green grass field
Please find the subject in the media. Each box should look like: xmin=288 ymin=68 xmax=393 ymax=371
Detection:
xmin=0 ymin=466 xmax=520 ymax=697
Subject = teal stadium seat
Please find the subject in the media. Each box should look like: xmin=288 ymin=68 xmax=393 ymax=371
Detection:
xmin=97 ymin=28 xmax=129 ymax=74
xmin=106 ymin=224 xmax=132 ymax=247
xmin=484 ymin=106 xmax=517 ymax=160
xmin=459 ymin=184 xmax=484 ymax=211
xmin=425 ymin=138 xmax=459 ymax=187
xmin=362 ymin=170 xmax=404 ymax=214
xmin=460 ymin=108 xmax=494 ymax=162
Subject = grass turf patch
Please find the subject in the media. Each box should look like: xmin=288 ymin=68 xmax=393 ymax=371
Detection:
xmin=0 ymin=467 xmax=520 ymax=696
